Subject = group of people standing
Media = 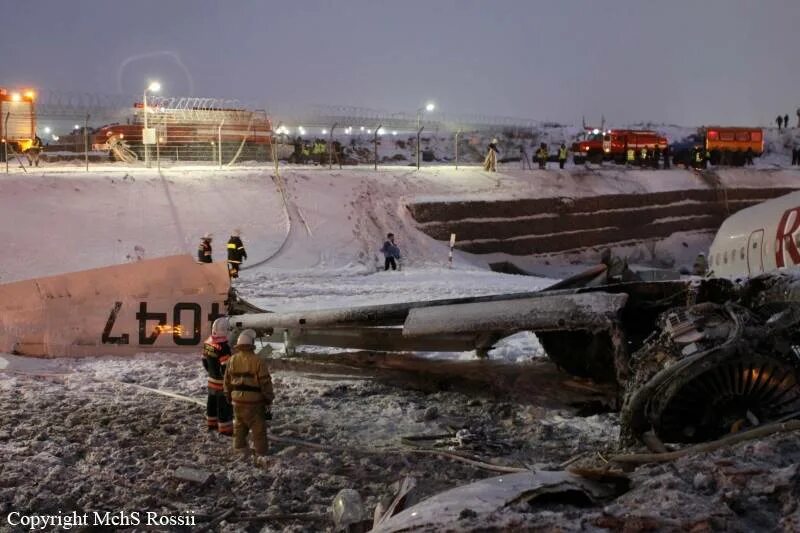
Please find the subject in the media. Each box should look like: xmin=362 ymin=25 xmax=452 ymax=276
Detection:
xmin=197 ymin=230 xmax=248 ymax=279
xmin=483 ymin=140 xmax=569 ymax=172
xmin=289 ymin=137 xmax=346 ymax=167
xmin=202 ymin=318 xmax=274 ymax=467
xmin=776 ymin=110 xmax=800 ymax=131
xmin=626 ymin=146 xmax=671 ymax=169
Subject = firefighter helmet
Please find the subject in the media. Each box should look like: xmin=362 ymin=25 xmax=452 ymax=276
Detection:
xmin=211 ymin=317 xmax=229 ymax=337
xmin=202 ymin=233 xmax=212 ymax=241
xmin=236 ymin=329 xmax=257 ymax=346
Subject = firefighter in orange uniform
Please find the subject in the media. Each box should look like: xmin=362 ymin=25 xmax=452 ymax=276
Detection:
xmin=202 ymin=317 xmax=233 ymax=435
xmin=224 ymin=329 xmax=274 ymax=466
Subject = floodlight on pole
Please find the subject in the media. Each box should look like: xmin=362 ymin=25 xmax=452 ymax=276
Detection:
xmin=143 ymin=80 xmax=160 ymax=168
xmin=416 ymin=101 xmax=436 ymax=170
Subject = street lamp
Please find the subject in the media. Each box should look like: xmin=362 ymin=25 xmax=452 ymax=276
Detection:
xmin=143 ymin=81 xmax=160 ymax=168
xmin=416 ymin=101 xmax=435 ymax=169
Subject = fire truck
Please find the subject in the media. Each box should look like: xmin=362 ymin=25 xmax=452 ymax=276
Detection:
xmin=572 ymin=128 xmax=605 ymax=164
xmin=671 ymin=126 xmax=763 ymax=167
xmin=601 ymin=129 xmax=668 ymax=163
xmin=93 ymin=101 xmax=272 ymax=162
xmin=573 ymin=128 xmax=668 ymax=164
xmin=0 ymin=88 xmax=36 ymax=161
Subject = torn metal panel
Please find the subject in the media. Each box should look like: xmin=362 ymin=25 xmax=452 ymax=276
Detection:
xmin=402 ymin=293 xmax=629 ymax=337
xmin=372 ymin=471 xmax=621 ymax=533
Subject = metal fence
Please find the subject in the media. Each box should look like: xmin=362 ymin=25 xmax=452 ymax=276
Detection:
xmin=7 ymin=91 xmax=272 ymax=169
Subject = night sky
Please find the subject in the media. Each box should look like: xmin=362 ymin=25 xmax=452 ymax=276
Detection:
xmin=2 ymin=0 xmax=798 ymax=126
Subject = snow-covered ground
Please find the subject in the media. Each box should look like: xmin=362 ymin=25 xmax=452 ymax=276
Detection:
xmin=3 ymin=162 xmax=800 ymax=530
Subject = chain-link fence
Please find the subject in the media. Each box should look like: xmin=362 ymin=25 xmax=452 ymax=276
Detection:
xmin=2 ymin=90 xmax=273 ymax=170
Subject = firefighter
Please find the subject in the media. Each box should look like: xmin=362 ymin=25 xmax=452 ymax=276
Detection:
xmin=792 ymin=143 xmax=799 ymax=166
xmin=202 ymin=317 xmax=233 ymax=435
xmin=662 ymin=144 xmax=671 ymax=169
xmin=558 ymin=143 xmax=568 ymax=169
xmin=626 ymin=146 xmax=635 ymax=166
xmin=484 ymin=138 xmax=500 ymax=172
xmin=226 ymin=229 xmax=247 ymax=279
xmin=652 ymin=147 xmax=661 ymax=169
xmin=197 ymin=234 xmax=213 ymax=263
xmin=535 ymin=143 xmax=548 ymax=169
xmin=692 ymin=145 xmax=706 ymax=169
xmin=224 ymin=329 xmax=274 ymax=467
xmin=639 ymin=147 xmax=648 ymax=166
xmin=26 ymin=135 xmax=43 ymax=167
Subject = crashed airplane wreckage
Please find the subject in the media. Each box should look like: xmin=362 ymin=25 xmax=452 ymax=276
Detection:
xmin=3 ymin=193 xmax=800 ymax=446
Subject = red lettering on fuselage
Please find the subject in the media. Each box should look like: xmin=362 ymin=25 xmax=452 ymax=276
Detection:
xmin=775 ymin=207 xmax=800 ymax=268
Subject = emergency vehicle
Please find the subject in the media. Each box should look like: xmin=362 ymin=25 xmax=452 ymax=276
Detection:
xmin=0 ymin=87 xmax=36 ymax=160
xmin=602 ymin=129 xmax=668 ymax=163
xmin=671 ymin=127 xmax=763 ymax=167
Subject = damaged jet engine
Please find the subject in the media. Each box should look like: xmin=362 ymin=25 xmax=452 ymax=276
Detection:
xmin=620 ymin=273 xmax=800 ymax=444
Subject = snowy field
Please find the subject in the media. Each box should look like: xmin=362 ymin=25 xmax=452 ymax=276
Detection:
xmin=3 ymin=162 xmax=800 ymax=530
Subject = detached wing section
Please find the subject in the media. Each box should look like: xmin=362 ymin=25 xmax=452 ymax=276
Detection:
xmin=0 ymin=255 xmax=230 ymax=357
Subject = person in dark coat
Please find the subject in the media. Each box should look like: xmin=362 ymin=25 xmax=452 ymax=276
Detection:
xmin=198 ymin=234 xmax=213 ymax=263
xmin=777 ymin=115 xmax=784 ymax=131
xmin=226 ymin=229 xmax=248 ymax=279
xmin=791 ymin=142 xmax=799 ymax=166
xmin=202 ymin=317 xmax=233 ymax=435
xmin=380 ymin=233 xmax=401 ymax=271
xmin=662 ymin=144 xmax=671 ymax=169
xmin=785 ymin=114 xmax=790 ymax=130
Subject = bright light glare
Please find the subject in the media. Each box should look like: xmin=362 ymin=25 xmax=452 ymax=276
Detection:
xmin=74 ymin=124 xmax=80 ymax=130
xmin=377 ymin=128 xmax=385 ymax=135
xmin=392 ymin=131 xmax=398 ymax=136
xmin=592 ymin=128 xmax=600 ymax=134
xmin=360 ymin=126 xmax=365 ymax=131
xmin=147 ymin=81 xmax=161 ymax=92
xmin=10 ymin=93 xmax=21 ymax=102
xmin=52 ymin=135 xmax=59 ymax=141
xmin=322 ymin=129 xmax=327 ymax=135
xmin=366 ymin=129 xmax=372 ymax=134
xmin=425 ymin=103 xmax=435 ymax=112
xmin=43 ymin=127 xmax=52 ymax=134
xmin=23 ymin=90 xmax=35 ymax=100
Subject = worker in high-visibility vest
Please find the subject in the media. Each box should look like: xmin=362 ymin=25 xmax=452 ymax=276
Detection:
xmin=558 ymin=144 xmax=568 ymax=169
xmin=626 ymin=147 xmax=635 ymax=166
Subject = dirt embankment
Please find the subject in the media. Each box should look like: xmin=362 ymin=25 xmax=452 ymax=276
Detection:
xmin=408 ymin=187 xmax=798 ymax=256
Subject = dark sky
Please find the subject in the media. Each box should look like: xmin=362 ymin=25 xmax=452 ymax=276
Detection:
xmin=2 ymin=0 xmax=798 ymax=126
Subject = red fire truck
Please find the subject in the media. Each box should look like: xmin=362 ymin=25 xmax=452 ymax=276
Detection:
xmin=0 ymin=87 xmax=36 ymax=160
xmin=601 ymin=129 xmax=668 ymax=163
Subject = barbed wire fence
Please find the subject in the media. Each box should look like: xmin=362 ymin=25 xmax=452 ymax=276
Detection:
xmin=7 ymin=90 xmax=556 ymax=170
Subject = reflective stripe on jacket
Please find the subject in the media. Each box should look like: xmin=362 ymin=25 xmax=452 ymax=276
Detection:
xmin=223 ymin=348 xmax=274 ymax=405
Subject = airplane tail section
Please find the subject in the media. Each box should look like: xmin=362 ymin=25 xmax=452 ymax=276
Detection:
xmin=0 ymin=255 xmax=230 ymax=357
